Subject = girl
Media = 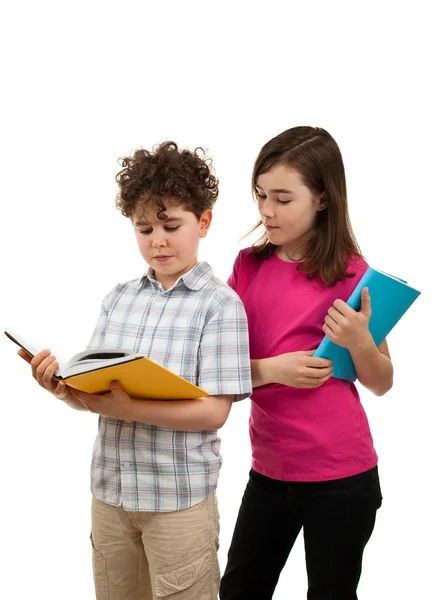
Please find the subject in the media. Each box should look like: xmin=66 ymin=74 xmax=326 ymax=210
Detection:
xmin=220 ymin=126 xmax=393 ymax=600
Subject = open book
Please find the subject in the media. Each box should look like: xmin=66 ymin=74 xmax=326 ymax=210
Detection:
xmin=313 ymin=267 xmax=421 ymax=381
xmin=5 ymin=331 xmax=208 ymax=399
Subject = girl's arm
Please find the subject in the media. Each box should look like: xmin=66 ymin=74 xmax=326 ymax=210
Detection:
xmin=251 ymin=358 xmax=275 ymax=388
xmin=323 ymin=287 xmax=393 ymax=396
xmin=251 ymin=352 xmax=333 ymax=389
xmin=349 ymin=339 xmax=393 ymax=396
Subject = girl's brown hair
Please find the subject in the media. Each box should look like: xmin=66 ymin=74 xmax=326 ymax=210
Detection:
xmin=116 ymin=141 xmax=219 ymax=220
xmin=249 ymin=126 xmax=362 ymax=286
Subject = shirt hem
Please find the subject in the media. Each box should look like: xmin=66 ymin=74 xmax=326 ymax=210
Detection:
xmin=251 ymin=457 xmax=379 ymax=483
xmin=90 ymin=486 xmax=218 ymax=512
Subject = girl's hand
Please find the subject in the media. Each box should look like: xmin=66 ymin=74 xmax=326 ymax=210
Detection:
xmin=322 ymin=287 xmax=373 ymax=351
xmin=271 ymin=351 xmax=333 ymax=388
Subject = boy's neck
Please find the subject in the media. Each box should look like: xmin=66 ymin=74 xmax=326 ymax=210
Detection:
xmin=151 ymin=258 xmax=199 ymax=290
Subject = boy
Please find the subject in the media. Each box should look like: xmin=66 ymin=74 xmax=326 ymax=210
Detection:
xmin=18 ymin=141 xmax=252 ymax=600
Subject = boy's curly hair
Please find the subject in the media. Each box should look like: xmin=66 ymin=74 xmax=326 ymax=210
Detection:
xmin=115 ymin=141 xmax=219 ymax=220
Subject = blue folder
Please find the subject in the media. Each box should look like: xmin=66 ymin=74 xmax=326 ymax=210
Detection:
xmin=313 ymin=267 xmax=421 ymax=381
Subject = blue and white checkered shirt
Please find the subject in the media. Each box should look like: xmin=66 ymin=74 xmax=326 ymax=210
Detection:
xmin=87 ymin=261 xmax=252 ymax=511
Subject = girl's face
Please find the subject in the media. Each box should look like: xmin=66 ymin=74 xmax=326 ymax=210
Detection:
xmin=255 ymin=164 xmax=324 ymax=260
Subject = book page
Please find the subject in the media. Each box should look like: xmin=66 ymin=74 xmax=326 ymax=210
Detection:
xmin=4 ymin=331 xmax=44 ymax=358
xmin=62 ymin=353 xmax=142 ymax=379
xmin=66 ymin=348 xmax=133 ymax=365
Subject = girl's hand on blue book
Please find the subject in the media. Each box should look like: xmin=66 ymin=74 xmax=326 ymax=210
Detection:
xmin=323 ymin=287 xmax=373 ymax=351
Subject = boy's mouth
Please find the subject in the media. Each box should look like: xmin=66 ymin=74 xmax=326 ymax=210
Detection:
xmin=154 ymin=255 xmax=173 ymax=262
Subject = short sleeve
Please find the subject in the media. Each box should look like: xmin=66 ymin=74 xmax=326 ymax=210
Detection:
xmin=86 ymin=283 xmax=129 ymax=349
xmin=197 ymin=298 xmax=252 ymax=402
xmin=86 ymin=294 xmax=111 ymax=349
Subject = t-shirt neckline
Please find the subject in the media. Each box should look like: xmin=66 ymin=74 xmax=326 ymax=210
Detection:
xmin=271 ymin=252 xmax=304 ymax=265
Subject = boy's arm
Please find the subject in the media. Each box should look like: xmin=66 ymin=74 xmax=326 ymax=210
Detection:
xmin=128 ymin=394 xmax=234 ymax=430
xmin=70 ymin=384 xmax=233 ymax=430
xmin=196 ymin=298 xmax=252 ymax=401
xmin=70 ymin=295 xmax=251 ymax=429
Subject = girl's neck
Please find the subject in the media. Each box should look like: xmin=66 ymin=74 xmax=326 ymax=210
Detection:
xmin=276 ymin=231 xmax=313 ymax=262
xmin=275 ymin=245 xmax=306 ymax=263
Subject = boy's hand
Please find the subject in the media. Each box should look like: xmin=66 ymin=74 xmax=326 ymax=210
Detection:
xmin=271 ymin=351 xmax=333 ymax=388
xmin=70 ymin=382 xmax=135 ymax=420
xmin=322 ymin=287 xmax=373 ymax=351
xmin=17 ymin=348 xmax=88 ymax=410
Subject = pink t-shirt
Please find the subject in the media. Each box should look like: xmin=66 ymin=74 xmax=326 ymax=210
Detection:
xmin=228 ymin=248 xmax=378 ymax=481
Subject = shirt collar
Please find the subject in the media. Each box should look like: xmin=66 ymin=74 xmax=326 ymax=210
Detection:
xmin=139 ymin=261 xmax=214 ymax=292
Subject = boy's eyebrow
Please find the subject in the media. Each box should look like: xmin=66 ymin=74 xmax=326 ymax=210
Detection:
xmin=134 ymin=217 xmax=183 ymax=227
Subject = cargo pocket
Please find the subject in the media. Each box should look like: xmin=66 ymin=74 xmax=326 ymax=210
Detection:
xmin=90 ymin=533 xmax=109 ymax=600
xmin=155 ymin=544 xmax=212 ymax=599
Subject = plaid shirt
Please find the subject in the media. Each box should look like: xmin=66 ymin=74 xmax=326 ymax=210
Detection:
xmin=87 ymin=261 xmax=252 ymax=512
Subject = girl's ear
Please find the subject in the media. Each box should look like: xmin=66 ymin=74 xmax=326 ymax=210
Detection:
xmin=317 ymin=192 xmax=328 ymax=211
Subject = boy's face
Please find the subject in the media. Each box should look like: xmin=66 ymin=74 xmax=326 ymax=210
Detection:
xmin=132 ymin=202 xmax=212 ymax=290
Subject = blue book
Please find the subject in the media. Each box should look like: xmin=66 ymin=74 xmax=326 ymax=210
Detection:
xmin=313 ymin=267 xmax=421 ymax=381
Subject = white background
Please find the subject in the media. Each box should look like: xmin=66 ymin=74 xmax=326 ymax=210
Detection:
xmin=1 ymin=1 xmax=433 ymax=598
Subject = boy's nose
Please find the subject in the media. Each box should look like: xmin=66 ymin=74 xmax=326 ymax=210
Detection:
xmin=151 ymin=237 xmax=168 ymax=248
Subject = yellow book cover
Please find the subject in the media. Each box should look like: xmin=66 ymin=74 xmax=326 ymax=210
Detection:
xmin=5 ymin=331 xmax=208 ymax=400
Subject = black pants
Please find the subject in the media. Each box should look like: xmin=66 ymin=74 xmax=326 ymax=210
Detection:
xmin=220 ymin=466 xmax=382 ymax=600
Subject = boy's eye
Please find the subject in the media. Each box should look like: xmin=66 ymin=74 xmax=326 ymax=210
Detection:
xmin=139 ymin=226 xmax=180 ymax=235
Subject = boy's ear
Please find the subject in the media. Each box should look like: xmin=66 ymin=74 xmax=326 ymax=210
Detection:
xmin=199 ymin=209 xmax=213 ymax=237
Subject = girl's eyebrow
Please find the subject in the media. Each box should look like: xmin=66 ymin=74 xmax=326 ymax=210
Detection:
xmin=256 ymin=186 xmax=294 ymax=194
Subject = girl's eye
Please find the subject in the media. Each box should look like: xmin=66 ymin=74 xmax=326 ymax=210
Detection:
xmin=256 ymin=192 xmax=289 ymax=204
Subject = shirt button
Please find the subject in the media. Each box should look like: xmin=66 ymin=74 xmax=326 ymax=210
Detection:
xmin=123 ymin=462 xmax=130 ymax=468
